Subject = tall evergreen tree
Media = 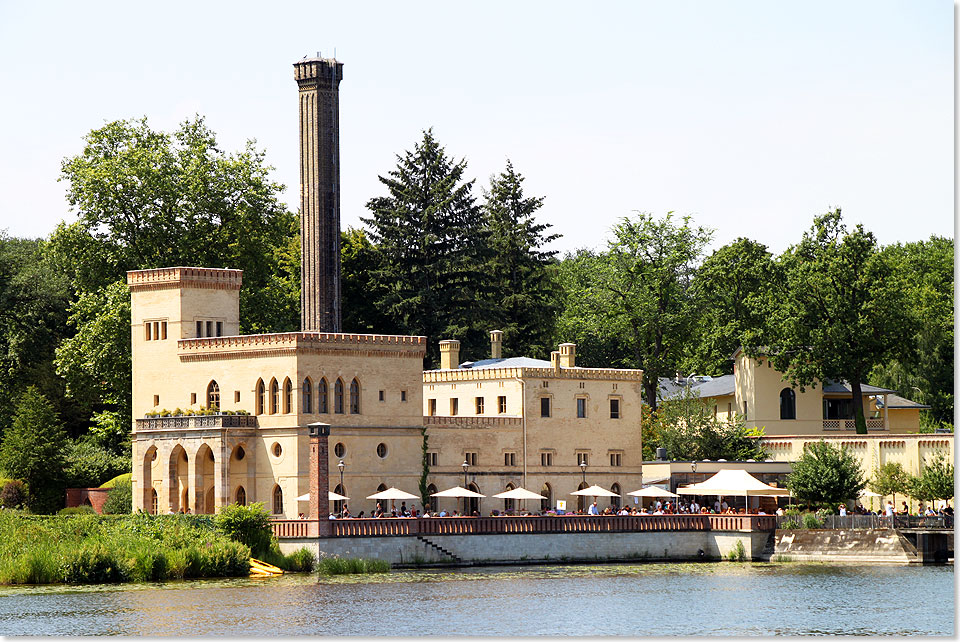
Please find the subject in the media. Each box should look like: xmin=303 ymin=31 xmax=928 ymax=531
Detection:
xmin=0 ymin=386 xmax=68 ymax=513
xmin=362 ymin=129 xmax=490 ymax=367
xmin=481 ymin=160 xmax=561 ymax=359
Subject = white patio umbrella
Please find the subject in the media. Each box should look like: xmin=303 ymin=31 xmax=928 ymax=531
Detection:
xmin=492 ymin=487 xmax=546 ymax=500
xmin=367 ymin=487 xmax=419 ymax=514
xmin=570 ymin=484 xmax=620 ymax=497
xmin=677 ymin=468 xmax=790 ymax=512
xmin=295 ymin=491 xmax=350 ymax=501
xmin=492 ymin=487 xmax=546 ymax=515
xmin=431 ymin=486 xmax=485 ymax=515
xmin=627 ymin=486 xmax=680 ymax=510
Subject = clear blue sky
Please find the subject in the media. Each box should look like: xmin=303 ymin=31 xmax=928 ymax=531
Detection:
xmin=0 ymin=1 xmax=953 ymax=255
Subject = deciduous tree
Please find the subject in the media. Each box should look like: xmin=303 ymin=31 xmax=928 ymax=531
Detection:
xmin=759 ymin=210 xmax=915 ymax=434
xmin=787 ymin=440 xmax=866 ymax=509
xmin=868 ymin=461 xmax=911 ymax=507
xmin=558 ymin=213 xmax=712 ymax=410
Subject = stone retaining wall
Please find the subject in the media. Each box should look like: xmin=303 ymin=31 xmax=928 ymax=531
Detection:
xmin=278 ymin=530 xmax=772 ymax=564
xmin=773 ymin=529 xmax=917 ymax=563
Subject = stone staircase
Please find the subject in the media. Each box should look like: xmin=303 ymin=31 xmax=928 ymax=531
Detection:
xmin=416 ymin=535 xmax=463 ymax=563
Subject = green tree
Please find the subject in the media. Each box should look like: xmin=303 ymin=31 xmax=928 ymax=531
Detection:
xmin=0 ymin=234 xmax=79 ymax=438
xmin=481 ymin=160 xmax=561 ymax=358
xmin=686 ymin=238 xmax=774 ymax=375
xmin=0 ymin=387 xmax=68 ymax=513
xmin=362 ymin=129 xmax=490 ymax=366
xmin=558 ymin=213 xmax=712 ymax=410
xmin=213 ymin=502 xmax=273 ymax=557
xmin=54 ymin=282 xmax=131 ymax=427
xmin=48 ymin=117 xmax=299 ymax=434
xmin=340 ymin=227 xmax=395 ymax=334
xmin=63 ymin=438 xmax=131 ymax=489
xmin=760 ymin=210 xmax=915 ymax=434
xmin=868 ymin=461 xmax=911 ymax=507
xmin=642 ymin=388 xmax=767 ymax=461
xmin=787 ymin=440 xmax=866 ymax=509
xmin=908 ymin=454 xmax=954 ymax=507
xmin=869 ymin=236 xmax=954 ymax=426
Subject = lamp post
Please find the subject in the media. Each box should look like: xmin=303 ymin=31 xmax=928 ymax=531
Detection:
xmin=462 ymin=460 xmax=469 ymax=516
xmin=579 ymin=459 xmax=587 ymax=513
xmin=689 ymin=461 xmax=697 ymax=512
xmin=337 ymin=460 xmax=345 ymax=515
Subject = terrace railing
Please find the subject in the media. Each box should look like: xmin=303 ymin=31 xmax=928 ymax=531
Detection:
xmin=271 ymin=514 xmax=777 ymax=539
xmin=135 ymin=414 xmax=258 ymax=430
xmin=774 ymin=514 xmax=953 ymax=530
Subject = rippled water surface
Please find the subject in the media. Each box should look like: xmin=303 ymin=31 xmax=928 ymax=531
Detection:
xmin=0 ymin=562 xmax=952 ymax=636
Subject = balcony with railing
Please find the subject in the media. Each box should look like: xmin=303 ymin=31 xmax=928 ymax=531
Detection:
xmin=822 ymin=418 xmax=885 ymax=431
xmin=135 ymin=414 xmax=258 ymax=431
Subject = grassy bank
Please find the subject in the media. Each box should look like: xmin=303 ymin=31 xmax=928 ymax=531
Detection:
xmin=317 ymin=556 xmax=391 ymax=575
xmin=0 ymin=510 xmax=251 ymax=584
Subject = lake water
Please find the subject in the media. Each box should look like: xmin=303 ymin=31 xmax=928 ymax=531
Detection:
xmin=0 ymin=562 xmax=952 ymax=636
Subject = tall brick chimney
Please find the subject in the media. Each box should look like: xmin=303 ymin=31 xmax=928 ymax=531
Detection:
xmin=294 ymin=57 xmax=343 ymax=333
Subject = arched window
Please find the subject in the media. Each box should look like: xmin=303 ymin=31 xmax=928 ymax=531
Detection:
xmin=611 ymin=483 xmax=621 ymax=509
xmin=503 ymin=484 xmax=516 ymax=514
xmin=318 ymin=378 xmax=329 ymax=414
xmin=426 ymin=484 xmax=438 ymax=513
xmin=576 ymin=481 xmax=588 ymax=513
xmin=256 ymin=379 xmax=265 ymax=415
xmin=283 ymin=378 xmax=292 ymax=414
xmin=333 ymin=483 xmax=346 ymax=515
xmin=273 ymin=484 xmax=283 ymax=515
xmin=350 ymin=379 xmax=361 ymax=414
xmin=150 ymin=489 xmax=158 ymax=515
xmin=270 ymin=379 xmax=279 ymax=415
xmin=206 ymin=380 xmax=220 ymax=410
xmin=334 ymin=379 xmax=345 ymax=414
xmin=302 ymin=378 xmax=313 ymax=413
xmin=466 ymin=483 xmax=481 ymax=515
xmin=780 ymin=388 xmax=796 ymax=420
xmin=540 ymin=483 xmax=552 ymax=513
xmin=235 ymin=486 xmax=246 ymax=506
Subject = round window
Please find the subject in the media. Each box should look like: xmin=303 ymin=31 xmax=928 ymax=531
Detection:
xmin=334 ymin=442 xmax=346 ymax=458
xmin=234 ymin=446 xmax=245 ymax=461
xmin=376 ymin=443 xmax=387 ymax=458
xmin=272 ymin=443 xmax=282 ymax=457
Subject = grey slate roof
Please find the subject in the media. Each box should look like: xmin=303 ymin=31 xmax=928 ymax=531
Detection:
xmin=875 ymin=393 xmax=931 ymax=409
xmin=821 ymin=380 xmax=898 ymax=395
xmin=459 ymin=356 xmax=553 ymax=370
xmin=659 ymin=375 xmax=736 ymax=400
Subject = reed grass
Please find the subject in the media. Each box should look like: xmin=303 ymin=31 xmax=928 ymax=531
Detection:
xmin=317 ymin=556 xmax=390 ymax=575
xmin=0 ymin=510 xmax=249 ymax=585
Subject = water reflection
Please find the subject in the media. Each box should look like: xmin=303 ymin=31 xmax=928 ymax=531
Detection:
xmin=0 ymin=563 xmax=952 ymax=636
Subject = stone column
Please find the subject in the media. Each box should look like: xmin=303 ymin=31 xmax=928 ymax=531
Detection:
xmin=187 ymin=447 xmax=199 ymax=514
xmin=215 ymin=437 xmax=228 ymax=510
xmin=158 ymin=444 xmax=173 ymax=513
xmin=308 ymin=422 xmax=331 ymax=536
xmin=246 ymin=440 xmax=257 ymax=507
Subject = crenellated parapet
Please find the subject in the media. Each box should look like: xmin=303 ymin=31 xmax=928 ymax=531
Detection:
xmin=178 ymin=331 xmax=426 ymax=361
xmin=423 ymin=366 xmax=643 ymax=383
xmin=127 ymin=267 xmax=243 ymax=292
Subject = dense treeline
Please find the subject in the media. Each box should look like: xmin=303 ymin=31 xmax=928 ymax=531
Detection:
xmin=0 ymin=118 xmax=952 ymax=511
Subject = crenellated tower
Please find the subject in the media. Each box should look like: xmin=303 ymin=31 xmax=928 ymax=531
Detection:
xmin=294 ymin=56 xmax=343 ymax=332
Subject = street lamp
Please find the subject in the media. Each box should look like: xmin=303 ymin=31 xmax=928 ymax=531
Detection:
xmin=337 ymin=460 xmax=345 ymax=515
xmin=579 ymin=459 xmax=587 ymax=485
xmin=462 ymin=460 xmax=470 ymax=516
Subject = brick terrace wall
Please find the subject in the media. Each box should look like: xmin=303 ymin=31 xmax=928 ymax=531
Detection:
xmin=65 ymin=488 xmax=111 ymax=514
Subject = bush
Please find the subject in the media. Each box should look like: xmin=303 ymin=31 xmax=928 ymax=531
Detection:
xmin=213 ymin=502 xmax=274 ymax=557
xmin=283 ymin=547 xmax=316 ymax=573
xmin=99 ymin=472 xmax=132 ymax=489
xmin=59 ymin=506 xmax=98 ymax=516
xmin=726 ymin=539 xmax=746 ymax=562
xmin=102 ymin=480 xmax=132 ymax=515
xmin=0 ymin=480 xmax=28 ymax=509
xmin=802 ymin=513 xmax=824 ymax=529
xmin=60 ymin=544 xmax=129 ymax=584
